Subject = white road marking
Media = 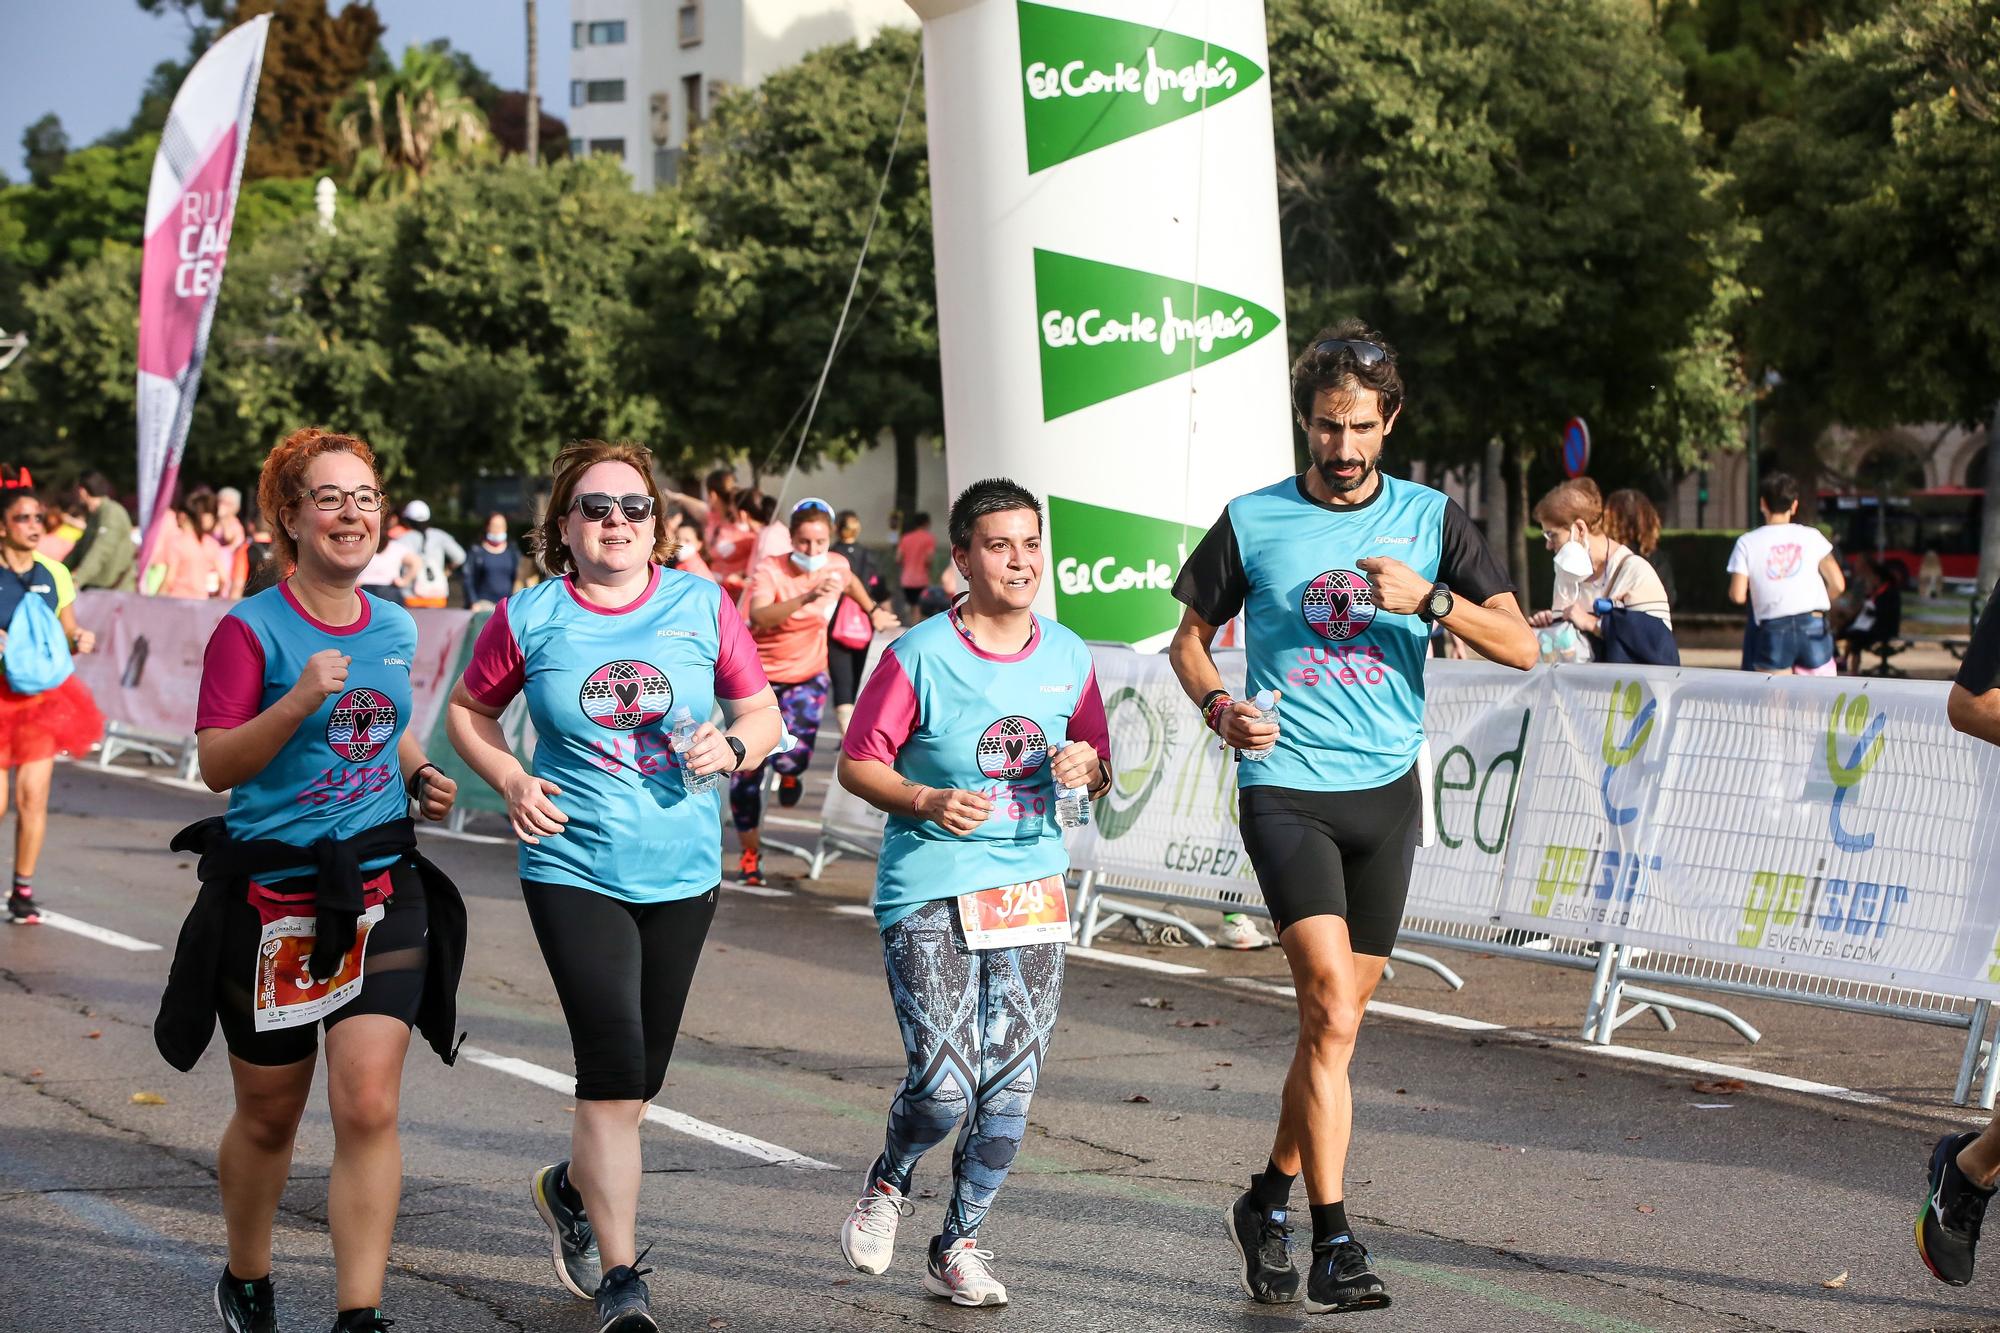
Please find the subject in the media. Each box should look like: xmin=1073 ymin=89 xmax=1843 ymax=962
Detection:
xmin=33 ymin=911 xmax=162 ymax=952
xmin=459 ymin=1045 xmax=837 ymax=1169
xmin=830 ymin=904 xmax=876 ymax=918
xmin=721 ymin=878 xmax=793 ymax=898
xmin=1067 ymin=945 xmax=1205 ymax=976
xmin=416 ymin=825 xmax=512 ymax=846
xmin=762 ymin=815 xmax=821 ymax=831
xmin=1225 ymin=978 xmax=1882 ymax=1105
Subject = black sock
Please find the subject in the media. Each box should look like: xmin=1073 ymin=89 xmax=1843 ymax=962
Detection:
xmin=334 ymin=1311 xmax=380 ymax=1331
xmin=1251 ymin=1159 xmax=1296 ymax=1211
xmin=1310 ymin=1201 xmax=1351 ymax=1248
xmin=554 ymin=1160 xmax=583 ymax=1209
xmin=221 ymin=1266 xmax=270 ymax=1289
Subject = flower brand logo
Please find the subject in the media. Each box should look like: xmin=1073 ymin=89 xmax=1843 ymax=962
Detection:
xmin=1599 ymin=679 xmax=1657 ymax=826
xmin=1048 ymin=495 xmax=1202 ymax=645
xmin=1017 ymin=1 xmax=1264 ymax=173
xmin=1825 ymin=692 xmax=1886 ymax=853
xmin=1035 ymin=249 xmax=1278 ymax=419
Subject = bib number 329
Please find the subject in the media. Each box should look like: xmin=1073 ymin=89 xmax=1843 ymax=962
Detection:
xmin=956 ymin=874 xmax=1070 ymax=951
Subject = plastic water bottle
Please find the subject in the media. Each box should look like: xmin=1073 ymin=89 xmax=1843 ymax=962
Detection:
xmin=1238 ymin=689 xmax=1278 ymax=762
xmin=670 ymin=707 xmax=722 ymax=795
xmin=1055 ymin=780 xmax=1091 ymax=829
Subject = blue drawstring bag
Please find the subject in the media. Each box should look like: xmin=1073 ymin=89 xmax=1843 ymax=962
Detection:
xmin=5 ymin=582 xmax=73 ymax=695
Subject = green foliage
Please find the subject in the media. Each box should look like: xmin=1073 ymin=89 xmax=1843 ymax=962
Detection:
xmin=234 ymin=0 xmax=385 ymax=180
xmin=6 ymin=245 xmax=144 ymax=478
xmin=336 ymin=42 xmax=495 ymax=199
xmin=0 ymin=136 xmax=157 ymax=305
xmin=21 ymin=114 xmax=70 ymax=188
xmin=1658 ymin=0 xmax=1889 ymax=147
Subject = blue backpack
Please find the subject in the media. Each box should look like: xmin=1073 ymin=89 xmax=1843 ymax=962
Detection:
xmin=5 ymin=567 xmax=72 ymax=695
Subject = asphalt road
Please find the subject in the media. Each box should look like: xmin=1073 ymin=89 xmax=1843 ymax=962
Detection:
xmin=5 ymin=764 xmax=2000 ymax=1332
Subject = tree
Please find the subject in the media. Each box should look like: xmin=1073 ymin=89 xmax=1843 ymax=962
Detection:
xmin=655 ymin=27 xmax=938 ymax=514
xmin=0 ymin=136 xmax=157 ymax=298
xmin=335 ymin=43 xmax=494 ymax=198
xmin=232 ymin=0 xmax=385 ymax=180
xmin=5 ymin=245 xmax=145 ymax=479
xmin=1731 ymin=0 xmax=2000 ymax=582
xmin=21 ymin=115 xmax=70 ymax=188
xmin=1658 ymin=0 xmax=1889 ymax=148
xmin=489 ymin=92 xmax=568 ymax=161
xmin=1269 ymin=0 xmax=1749 ymax=589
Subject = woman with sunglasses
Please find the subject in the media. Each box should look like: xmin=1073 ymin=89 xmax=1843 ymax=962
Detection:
xmin=446 ymin=440 xmax=782 ymax=1333
xmin=174 ymin=428 xmax=464 ymax=1333
xmin=0 ymin=485 xmax=103 ymax=925
xmin=733 ymin=500 xmax=897 ymax=886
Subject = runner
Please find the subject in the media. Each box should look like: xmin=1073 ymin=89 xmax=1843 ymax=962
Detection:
xmin=1168 ymin=324 xmax=1536 ymax=1313
xmin=162 ymin=426 xmax=467 ymax=1333
xmin=733 ymin=499 xmax=897 ymax=886
xmin=0 ymin=485 xmax=105 ymax=925
xmin=444 ymin=439 xmax=782 ymax=1333
xmin=1920 ymin=596 xmax=2000 ymax=1285
xmin=836 ymin=478 xmax=1111 ymax=1308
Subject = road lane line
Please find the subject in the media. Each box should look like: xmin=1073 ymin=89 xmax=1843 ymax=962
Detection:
xmin=829 ymin=904 xmax=875 ymax=918
xmin=1067 ymin=945 xmax=1205 ymax=976
xmin=720 ymin=878 xmax=793 ymax=898
xmin=33 ymin=911 xmax=163 ymax=953
xmin=458 ymin=1045 xmax=837 ymax=1170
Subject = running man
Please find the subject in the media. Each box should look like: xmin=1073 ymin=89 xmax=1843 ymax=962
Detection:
xmin=1169 ymin=323 xmax=1537 ymax=1313
xmin=836 ymin=478 xmax=1111 ymax=1308
xmin=1920 ymin=596 xmax=2000 ymax=1284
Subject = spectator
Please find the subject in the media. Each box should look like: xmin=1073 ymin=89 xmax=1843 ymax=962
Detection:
xmin=1531 ymin=478 xmax=1676 ymax=665
xmin=1727 ymin=471 xmax=1846 ymax=675
xmin=148 ymin=498 xmax=216 ymax=599
xmin=1918 ymin=549 xmax=1945 ymax=600
xmin=241 ymin=507 xmax=280 ymax=596
xmin=214 ymin=485 xmax=249 ymax=596
xmin=359 ymin=525 xmax=420 ymax=605
xmin=1601 ymin=488 xmax=1675 ymax=608
xmin=185 ymin=488 xmax=232 ymax=597
xmin=896 ymin=512 xmax=936 ymax=613
xmin=1839 ymin=553 xmax=1905 ymax=674
xmin=36 ymin=493 xmax=84 ymax=562
xmin=394 ymin=499 xmax=466 ymax=609
xmin=462 ymin=511 xmax=519 ymax=611
xmin=64 ymin=472 xmax=137 ymax=591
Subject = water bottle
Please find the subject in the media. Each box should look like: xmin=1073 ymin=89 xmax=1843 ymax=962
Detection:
xmin=1238 ymin=689 xmax=1278 ymax=762
xmin=1055 ymin=779 xmax=1091 ymax=829
xmin=670 ymin=706 xmax=722 ymax=795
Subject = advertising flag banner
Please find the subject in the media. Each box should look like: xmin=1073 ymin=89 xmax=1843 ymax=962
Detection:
xmin=135 ymin=14 xmax=270 ymax=570
xmin=908 ymin=0 xmax=1294 ymax=648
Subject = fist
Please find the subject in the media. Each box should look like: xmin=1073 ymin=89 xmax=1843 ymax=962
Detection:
xmin=916 ymin=786 xmax=993 ymax=837
xmin=1218 ymin=696 xmax=1279 ymax=751
xmin=289 ymin=650 xmax=351 ymax=715
xmin=1356 ymin=556 xmax=1430 ymax=616
xmin=412 ymin=768 xmax=458 ymax=822
xmin=1048 ymin=741 xmax=1100 ymax=791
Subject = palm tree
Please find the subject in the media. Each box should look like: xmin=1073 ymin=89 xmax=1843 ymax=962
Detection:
xmin=337 ymin=45 xmax=493 ymax=198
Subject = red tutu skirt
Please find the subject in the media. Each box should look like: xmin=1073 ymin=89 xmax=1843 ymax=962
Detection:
xmin=0 ymin=674 xmax=106 ymax=767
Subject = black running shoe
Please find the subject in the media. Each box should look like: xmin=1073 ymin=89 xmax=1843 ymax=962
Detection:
xmin=595 ymin=1257 xmax=658 ymax=1333
xmin=213 ymin=1270 xmax=276 ymax=1333
xmin=1303 ymin=1236 xmax=1390 ymax=1314
xmin=1919 ymin=1131 xmax=1992 ymax=1285
xmin=7 ymin=889 xmax=39 ymax=924
xmin=778 ymin=774 xmax=804 ymax=808
xmin=532 ymin=1160 xmax=600 ymax=1299
xmin=329 ymin=1310 xmax=393 ymax=1332
xmin=1226 ymin=1190 xmax=1301 ymax=1303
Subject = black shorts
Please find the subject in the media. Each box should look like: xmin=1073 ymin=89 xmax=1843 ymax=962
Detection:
xmin=215 ymin=859 xmax=428 ymax=1067
xmin=828 ymin=638 xmax=870 ymax=707
xmin=1238 ymin=766 xmax=1420 ymax=955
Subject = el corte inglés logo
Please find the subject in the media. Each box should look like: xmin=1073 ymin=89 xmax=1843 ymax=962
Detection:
xmin=1048 ymin=495 xmax=1202 ymax=644
xmin=1017 ymin=1 xmax=1264 ymax=173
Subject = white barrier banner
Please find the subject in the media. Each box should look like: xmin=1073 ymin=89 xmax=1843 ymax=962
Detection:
xmin=1404 ymin=663 xmax=1540 ymax=927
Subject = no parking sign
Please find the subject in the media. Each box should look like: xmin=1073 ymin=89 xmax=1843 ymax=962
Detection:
xmin=1561 ymin=417 xmax=1591 ymax=478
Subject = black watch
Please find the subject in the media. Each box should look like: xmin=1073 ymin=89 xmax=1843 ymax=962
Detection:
xmin=725 ymin=735 xmax=747 ymax=771
xmin=1418 ymin=582 xmax=1454 ymax=625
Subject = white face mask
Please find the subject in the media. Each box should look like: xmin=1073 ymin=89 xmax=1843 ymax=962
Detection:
xmin=1553 ymin=539 xmax=1594 ymax=579
xmin=791 ymin=551 xmax=828 ymax=573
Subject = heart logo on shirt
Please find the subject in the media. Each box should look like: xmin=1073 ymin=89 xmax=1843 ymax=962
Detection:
xmin=325 ymin=688 xmax=397 ymax=763
xmin=581 ymin=659 xmax=673 ymax=732
xmin=614 ymin=681 xmax=640 ymax=710
xmin=977 ymin=715 xmax=1049 ymax=781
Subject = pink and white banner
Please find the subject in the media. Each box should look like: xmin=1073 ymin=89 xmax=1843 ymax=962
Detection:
xmin=134 ymin=14 xmax=270 ymax=573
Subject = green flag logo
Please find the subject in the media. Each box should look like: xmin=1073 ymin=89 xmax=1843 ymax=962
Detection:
xmin=1018 ymin=1 xmax=1264 ymax=173
xmin=1049 ymin=494 xmax=1202 ymax=643
xmin=1035 ymin=248 xmax=1279 ymax=419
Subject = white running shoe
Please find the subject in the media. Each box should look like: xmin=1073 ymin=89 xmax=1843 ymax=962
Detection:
xmin=840 ymin=1179 xmax=913 ymax=1275
xmin=923 ymin=1238 xmax=1008 ymax=1307
xmin=1216 ymin=914 xmax=1269 ymax=950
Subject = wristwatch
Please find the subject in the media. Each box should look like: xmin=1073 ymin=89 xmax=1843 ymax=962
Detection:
xmin=725 ymin=735 xmax=747 ymax=771
xmin=1418 ymin=583 xmax=1454 ymax=625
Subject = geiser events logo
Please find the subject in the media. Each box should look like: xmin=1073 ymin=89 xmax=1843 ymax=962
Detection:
xmin=1527 ymin=679 xmax=1665 ymax=926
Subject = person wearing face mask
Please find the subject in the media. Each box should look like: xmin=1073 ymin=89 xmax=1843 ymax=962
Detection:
xmin=734 ymin=501 xmax=897 ymax=885
xmin=835 ymin=478 xmax=1111 ymax=1308
xmin=463 ymin=512 xmax=519 ymax=611
xmin=667 ymin=518 xmax=715 ymax=582
xmin=1530 ymin=479 xmax=1676 ymax=666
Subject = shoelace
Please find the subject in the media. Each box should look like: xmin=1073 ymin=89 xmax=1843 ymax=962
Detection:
xmin=852 ymin=1189 xmax=915 ymax=1238
xmin=1322 ymin=1240 xmax=1375 ymax=1281
xmin=1948 ymin=1184 xmax=1992 ymax=1235
xmin=1256 ymin=1216 xmax=1294 ymax=1270
xmin=938 ymin=1245 xmax=999 ymax=1286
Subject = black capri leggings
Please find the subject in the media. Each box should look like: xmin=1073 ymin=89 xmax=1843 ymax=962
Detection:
xmin=522 ymin=880 xmax=718 ymax=1102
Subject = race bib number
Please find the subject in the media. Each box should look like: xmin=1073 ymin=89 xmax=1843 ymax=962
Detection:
xmin=251 ymin=903 xmax=385 ymax=1032
xmin=955 ymin=875 xmax=1070 ymax=951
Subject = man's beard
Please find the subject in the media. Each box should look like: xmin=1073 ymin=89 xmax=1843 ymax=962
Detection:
xmin=1316 ymin=453 xmax=1377 ymax=495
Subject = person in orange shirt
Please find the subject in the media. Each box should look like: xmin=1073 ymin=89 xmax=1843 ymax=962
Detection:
xmin=734 ymin=502 xmax=897 ymax=885
xmin=896 ymin=513 xmax=936 ymax=614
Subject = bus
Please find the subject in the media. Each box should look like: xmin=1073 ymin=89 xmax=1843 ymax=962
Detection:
xmin=1820 ymin=487 xmax=1984 ymax=581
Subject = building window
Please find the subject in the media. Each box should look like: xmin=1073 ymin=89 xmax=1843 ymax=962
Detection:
xmin=683 ymin=74 xmax=702 ymax=136
xmin=585 ymin=79 xmax=626 ymax=105
xmin=588 ymin=138 xmax=626 ymax=157
xmin=569 ymin=138 xmax=585 ymax=158
xmin=571 ymin=22 xmax=584 ymax=49
xmin=587 ymin=20 xmax=626 ymax=45
xmin=678 ymin=1 xmax=702 ymax=48
xmin=569 ymin=79 xmax=584 ymax=108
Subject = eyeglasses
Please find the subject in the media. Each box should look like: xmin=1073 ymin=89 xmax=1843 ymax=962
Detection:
xmin=294 ymin=485 xmax=385 ymax=512
xmin=792 ymin=497 xmax=833 ymax=518
xmin=1311 ymin=338 xmax=1390 ymax=366
xmin=572 ymin=492 xmax=656 ymax=523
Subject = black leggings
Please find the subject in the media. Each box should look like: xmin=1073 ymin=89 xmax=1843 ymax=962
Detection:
xmin=522 ymin=880 xmax=718 ymax=1101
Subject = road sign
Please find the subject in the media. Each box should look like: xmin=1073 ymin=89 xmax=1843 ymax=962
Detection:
xmin=1561 ymin=417 xmax=1590 ymax=479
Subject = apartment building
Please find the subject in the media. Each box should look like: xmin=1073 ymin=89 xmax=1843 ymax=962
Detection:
xmin=566 ymin=0 xmax=913 ymax=189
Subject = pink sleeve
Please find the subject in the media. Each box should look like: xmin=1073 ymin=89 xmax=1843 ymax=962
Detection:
xmin=841 ymin=647 xmax=918 ymax=765
xmin=1069 ymin=667 xmax=1112 ymax=763
xmin=195 ymin=615 xmax=268 ymax=731
xmin=462 ymin=599 xmax=526 ymax=708
xmin=714 ymin=591 xmax=769 ymax=699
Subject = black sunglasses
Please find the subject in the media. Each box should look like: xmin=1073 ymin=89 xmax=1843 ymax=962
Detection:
xmin=571 ymin=491 xmax=656 ymax=523
xmin=1312 ymin=338 xmax=1389 ymax=366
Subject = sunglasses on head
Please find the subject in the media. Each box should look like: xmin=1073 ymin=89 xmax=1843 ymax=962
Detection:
xmin=1312 ymin=338 xmax=1389 ymax=366
xmin=571 ymin=492 xmax=656 ymax=523
xmin=792 ymin=497 xmax=833 ymax=519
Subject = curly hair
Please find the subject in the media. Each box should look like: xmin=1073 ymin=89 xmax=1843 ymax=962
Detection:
xmin=531 ymin=439 xmax=675 ymax=577
xmin=1602 ymin=489 xmax=1662 ymax=556
xmin=1290 ymin=319 xmax=1405 ymax=424
xmin=256 ymin=427 xmax=380 ymax=571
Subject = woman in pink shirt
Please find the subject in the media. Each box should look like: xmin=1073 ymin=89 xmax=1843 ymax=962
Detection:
xmin=896 ymin=513 xmax=936 ymax=613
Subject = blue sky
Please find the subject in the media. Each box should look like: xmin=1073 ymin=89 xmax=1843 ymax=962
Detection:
xmin=1 ymin=0 xmax=574 ymax=181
